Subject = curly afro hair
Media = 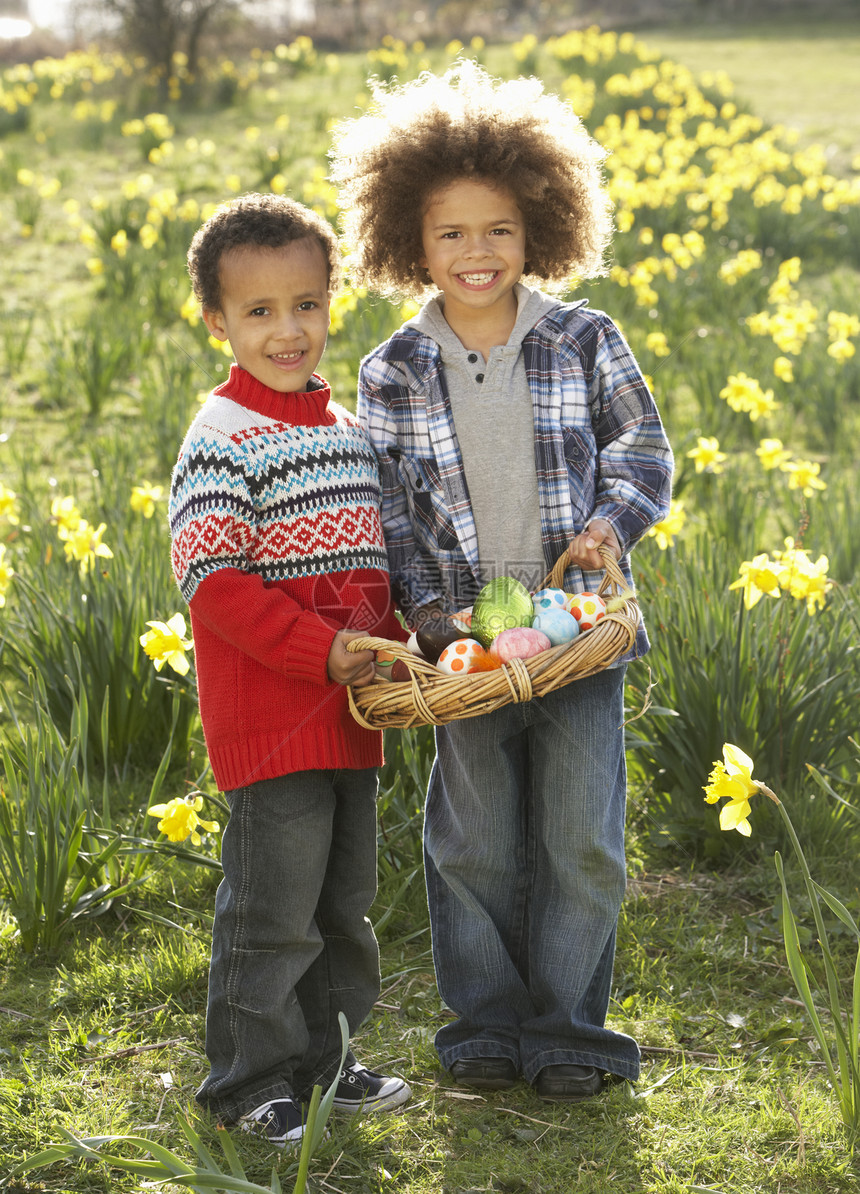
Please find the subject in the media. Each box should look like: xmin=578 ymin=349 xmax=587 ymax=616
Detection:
xmin=329 ymin=61 xmax=613 ymax=299
xmin=187 ymin=191 xmax=341 ymax=312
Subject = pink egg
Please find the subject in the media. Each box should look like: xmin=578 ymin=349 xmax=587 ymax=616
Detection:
xmin=489 ymin=626 xmax=552 ymax=664
xmin=437 ymin=638 xmax=497 ymax=675
xmin=567 ymin=591 xmax=607 ymax=631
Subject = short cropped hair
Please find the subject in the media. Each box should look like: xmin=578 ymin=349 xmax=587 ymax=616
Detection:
xmin=187 ymin=191 xmax=341 ymax=311
xmin=329 ymin=61 xmax=613 ymax=298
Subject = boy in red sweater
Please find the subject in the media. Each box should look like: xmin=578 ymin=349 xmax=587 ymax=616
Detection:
xmin=169 ymin=192 xmax=410 ymax=1147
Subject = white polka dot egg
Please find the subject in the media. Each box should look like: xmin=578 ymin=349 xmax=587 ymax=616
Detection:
xmin=532 ymin=587 xmax=569 ymax=614
xmin=567 ymin=591 xmax=607 ymax=631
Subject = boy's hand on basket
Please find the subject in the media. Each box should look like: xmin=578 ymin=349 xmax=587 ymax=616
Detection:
xmin=328 ymin=630 xmax=376 ymax=687
xmin=567 ymin=519 xmax=621 ymax=572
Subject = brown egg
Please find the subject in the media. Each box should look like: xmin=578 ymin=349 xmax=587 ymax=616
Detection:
xmin=416 ymin=616 xmax=464 ymax=663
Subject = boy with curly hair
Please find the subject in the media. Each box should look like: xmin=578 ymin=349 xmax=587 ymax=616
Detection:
xmin=170 ymin=192 xmax=410 ymax=1147
xmin=330 ymin=65 xmax=673 ymax=1101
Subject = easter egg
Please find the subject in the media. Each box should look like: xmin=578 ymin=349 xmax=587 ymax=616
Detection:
xmin=451 ymin=606 xmax=473 ymax=633
xmin=532 ymin=587 xmax=569 ymax=614
xmin=489 ymin=626 xmax=551 ymax=664
xmin=437 ymin=638 xmax=497 ymax=675
xmin=391 ymin=658 xmax=412 ymax=682
xmin=532 ymin=607 xmax=580 ymax=646
xmin=567 ymin=591 xmax=606 ymax=631
xmin=375 ymin=647 xmax=397 ymax=679
xmin=416 ymin=616 xmax=466 ymax=663
xmin=406 ymin=630 xmax=423 ymax=656
xmin=471 ymin=577 xmax=534 ymax=648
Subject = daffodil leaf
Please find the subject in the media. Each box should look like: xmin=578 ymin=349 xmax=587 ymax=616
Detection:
xmin=176 ymin=1114 xmax=223 ymax=1174
xmin=812 ymin=881 xmax=860 ymax=937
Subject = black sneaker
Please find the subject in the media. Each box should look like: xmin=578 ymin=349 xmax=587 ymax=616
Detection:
xmin=331 ymin=1062 xmax=411 ymax=1114
xmin=237 ymin=1098 xmax=306 ymax=1146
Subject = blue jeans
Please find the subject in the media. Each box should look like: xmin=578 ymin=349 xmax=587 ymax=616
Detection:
xmin=196 ymin=768 xmax=381 ymax=1122
xmin=424 ymin=666 xmax=640 ymax=1083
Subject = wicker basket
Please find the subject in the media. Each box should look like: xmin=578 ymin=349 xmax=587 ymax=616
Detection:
xmin=346 ymin=544 xmax=640 ymax=730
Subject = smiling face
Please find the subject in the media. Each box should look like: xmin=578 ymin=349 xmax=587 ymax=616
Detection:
xmin=202 ymin=238 xmax=331 ymax=393
xmin=420 ymin=178 xmax=527 ymax=332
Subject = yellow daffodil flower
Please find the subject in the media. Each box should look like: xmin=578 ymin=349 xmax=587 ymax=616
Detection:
xmin=773 ymin=356 xmax=794 ymax=382
xmin=130 ymin=481 xmax=164 ymax=519
xmin=687 ymin=436 xmax=727 ymax=474
xmin=147 ymin=794 xmax=219 ymax=845
xmin=140 ymin=613 xmax=193 ymax=675
xmin=827 ymin=338 xmax=855 ymax=364
xmin=729 ymin=553 xmax=783 ymax=609
xmin=780 ymin=458 xmax=827 ymax=497
xmin=62 ymin=519 xmax=114 ymax=576
xmin=719 ymin=372 xmax=777 ymax=419
xmin=0 ymin=544 xmax=14 ymax=607
xmin=646 ymin=499 xmax=686 ymax=550
xmin=703 ymin=743 xmax=759 ymax=836
xmin=756 ymin=438 xmax=791 ymax=471
xmin=645 ymin=331 xmax=671 ymax=357
xmin=772 ymin=540 xmax=833 ymax=614
xmin=0 ymin=482 xmax=19 ymax=525
xmin=51 ymin=494 xmax=82 ymax=537
xmin=827 ymin=310 xmax=860 ymax=341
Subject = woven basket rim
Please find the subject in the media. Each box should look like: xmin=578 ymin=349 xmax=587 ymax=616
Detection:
xmin=346 ymin=544 xmax=639 ymax=729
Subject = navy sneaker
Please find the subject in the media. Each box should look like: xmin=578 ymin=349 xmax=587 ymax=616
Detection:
xmin=331 ymin=1062 xmax=411 ymax=1114
xmin=238 ymin=1098 xmax=306 ymax=1146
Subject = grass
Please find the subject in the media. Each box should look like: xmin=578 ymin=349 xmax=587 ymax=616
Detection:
xmin=1 ymin=15 xmax=860 ymax=1194
xmin=2 ymin=846 xmax=858 ymax=1192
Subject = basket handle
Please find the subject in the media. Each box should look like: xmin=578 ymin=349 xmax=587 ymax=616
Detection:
xmin=345 ymin=635 xmax=440 ymax=677
xmin=541 ymin=541 xmax=629 ymax=598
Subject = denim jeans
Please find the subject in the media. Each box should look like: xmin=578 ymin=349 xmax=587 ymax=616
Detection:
xmin=424 ymin=665 xmax=640 ymax=1083
xmin=195 ymin=768 xmax=381 ymax=1122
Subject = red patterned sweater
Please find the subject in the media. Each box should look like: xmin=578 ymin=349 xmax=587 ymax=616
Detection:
xmin=168 ymin=364 xmax=403 ymax=791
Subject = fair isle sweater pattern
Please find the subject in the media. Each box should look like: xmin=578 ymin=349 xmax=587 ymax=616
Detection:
xmin=171 ymin=397 xmax=390 ymax=603
xmin=168 ymin=365 xmax=399 ymax=791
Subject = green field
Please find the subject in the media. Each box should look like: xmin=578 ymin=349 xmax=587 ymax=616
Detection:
xmin=0 ymin=17 xmax=859 ymax=1194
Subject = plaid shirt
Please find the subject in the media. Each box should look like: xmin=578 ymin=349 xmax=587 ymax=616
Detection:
xmin=357 ymin=299 xmax=673 ymax=654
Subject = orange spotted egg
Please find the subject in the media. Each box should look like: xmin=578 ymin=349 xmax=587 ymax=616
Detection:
xmin=436 ymin=638 xmax=496 ymax=675
xmin=567 ymin=591 xmax=607 ymax=631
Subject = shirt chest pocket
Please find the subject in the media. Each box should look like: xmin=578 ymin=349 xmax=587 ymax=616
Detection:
xmin=561 ymin=426 xmax=597 ymax=519
xmin=398 ymin=455 xmax=460 ymax=552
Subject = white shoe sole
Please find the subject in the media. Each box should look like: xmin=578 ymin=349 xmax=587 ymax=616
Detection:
xmin=332 ymin=1079 xmax=412 ymax=1115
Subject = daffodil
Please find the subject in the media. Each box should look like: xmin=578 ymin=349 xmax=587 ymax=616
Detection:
xmin=62 ymin=519 xmax=114 ymax=576
xmin=50 ymin=494 xmax=82 ymax=537
xmin=719 ymin=372 xmax=777 ymax=420
xmin=773 ymin=356 xmax=794 ymax=382
xmin=0 ymin=543 xmax=14 ymax=607
xmin=147 ymin=794 xmax=219 ymax=845
xmin=140 ymin=613 xmax=193 ymax=675
xmin=703 ymin=743 xmax=760 ymax=835
xmin=780 ymin=458 xmax=827 ymax=497
xmin=756 ymin=438 xmax=791 ymax=471
xmin=704 ymin=745 xmax=860 ymax=1141
xmin=729 ymin=552 xmax=783 ymax=609
xmin=130 ymin=480 xmax=164 ymax=519
xmin=646 ymin=498 xmax=686 ymax=549
xmin=773 ymin=540 xmax=833 ymax=614
xmin=687 ymin=435 xmax=727 ymax=474
xmin=827 ymin=338 xmax=855 ymax=364
xmin=0 ymin=482 xmax=19 ymax=525
xmin=645 ymin=331 xmax=671 ymax=357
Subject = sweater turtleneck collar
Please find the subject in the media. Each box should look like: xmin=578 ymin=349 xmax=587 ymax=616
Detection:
xmin=214 ymin=363 xmax=334 ymax=426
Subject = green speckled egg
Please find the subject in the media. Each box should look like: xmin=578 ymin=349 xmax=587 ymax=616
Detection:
xmin=471 ymin=577 xmax=534 ymax=648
